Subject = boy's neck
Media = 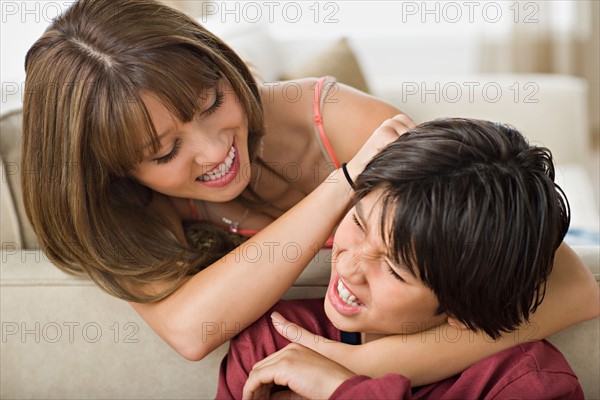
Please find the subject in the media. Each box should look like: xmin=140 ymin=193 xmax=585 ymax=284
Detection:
xmin=360 ymin=332 xmax=388 ymax=344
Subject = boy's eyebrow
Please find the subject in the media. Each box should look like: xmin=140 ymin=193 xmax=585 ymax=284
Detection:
xmin=358 ymin=198 xmax=414 ymax=277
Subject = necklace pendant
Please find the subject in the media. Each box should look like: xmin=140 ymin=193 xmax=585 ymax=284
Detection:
xmin=222 ymin=217 xmax=233 ymax=226
xmin=222 ymin=217 xmax=239 ymax=233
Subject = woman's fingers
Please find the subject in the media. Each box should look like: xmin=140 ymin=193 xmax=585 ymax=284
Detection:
xmin=269 ymin=311 xmax=338 ymax=352
xmin=345 ymin=113 xmax=417 ymax=180
xmin=269 ymin=312 xmax=361 ymax=373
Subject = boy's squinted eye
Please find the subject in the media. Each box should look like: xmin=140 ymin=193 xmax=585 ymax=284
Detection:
xmin=153 ymin=138 xmax=181 ymax=165
xmin=387 ymin=264 xmax=405 ymax=282
xmin=352 ymin=213 xmax=364 ymax=231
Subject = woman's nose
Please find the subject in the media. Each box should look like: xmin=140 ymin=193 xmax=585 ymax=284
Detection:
xmin=186 ymin=133 xmax=219 ymax=167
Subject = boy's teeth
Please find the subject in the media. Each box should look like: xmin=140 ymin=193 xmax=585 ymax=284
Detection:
xmin=199 ymin=145 xmax=236 ymax=182
xmin=337 ymin=280 xmax=360 ymax=307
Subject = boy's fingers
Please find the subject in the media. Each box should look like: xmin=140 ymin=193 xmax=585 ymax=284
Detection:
xmin=271 ymin=390 xmax=304 ymax=400
xmin=242 ymin=374 xmax=272 ymax=400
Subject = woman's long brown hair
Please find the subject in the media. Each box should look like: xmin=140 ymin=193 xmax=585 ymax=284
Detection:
xmin=22 ymin=0 xmax=265 ymax=302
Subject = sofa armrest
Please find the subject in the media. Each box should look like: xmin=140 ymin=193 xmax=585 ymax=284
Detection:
xmin=546 ymin=246 xmax=599 ymax=400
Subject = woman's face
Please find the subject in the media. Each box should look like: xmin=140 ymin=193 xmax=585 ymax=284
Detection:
xmin=325 ymin=190 xmax=448 ymax=334
xmin=133 ymin=79 xmax=251 ymax=202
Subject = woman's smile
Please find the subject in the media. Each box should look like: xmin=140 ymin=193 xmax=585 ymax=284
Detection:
xmin=196 ymin=140 xmax=240 ymax=188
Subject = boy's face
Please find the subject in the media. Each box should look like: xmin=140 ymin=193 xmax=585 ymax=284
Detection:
xmin=325 ymin=190 xmax=447 ymax=334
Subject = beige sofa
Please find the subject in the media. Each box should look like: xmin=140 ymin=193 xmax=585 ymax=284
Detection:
xmin=2 ymin=73 xmax=599 ymax=399
xmin=2 ymin=25 xmax=599 ymax=399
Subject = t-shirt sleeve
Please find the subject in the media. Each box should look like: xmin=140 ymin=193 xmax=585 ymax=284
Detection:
xmin=330 ymin=374 xmax=413 ymax=400
xmin=491 ymin=370 xmax=584 ymax=399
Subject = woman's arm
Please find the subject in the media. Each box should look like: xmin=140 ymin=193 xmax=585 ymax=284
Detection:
xmin=289 ymin=242 xmax=599 ymax=386
xmin=131 ymin=170 xmax=352 ymax=361
xmin=130 ymin=114 xmax=413 ymax=361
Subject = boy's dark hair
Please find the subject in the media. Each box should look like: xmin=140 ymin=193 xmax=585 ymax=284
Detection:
xmin=355 ymin=118 xmax=570 ymax=339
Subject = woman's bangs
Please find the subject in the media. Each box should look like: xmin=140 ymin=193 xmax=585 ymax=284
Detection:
xmin=88 ymin=81 xmax=158 ymax=176
xmin=91 ymin=48 xmax=222 ymax=176
xmin=136 ymin=46 xmax=221 ymax=124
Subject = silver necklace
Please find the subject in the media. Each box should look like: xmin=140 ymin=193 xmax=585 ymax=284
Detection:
xmin=221 ymin=209 xmax=250 ymax=233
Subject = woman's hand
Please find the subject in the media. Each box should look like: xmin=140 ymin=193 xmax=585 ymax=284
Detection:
xmin=345 ymin=114 xmax=415 ymax=181
xmin=242 ymin=343 xmax=355 ymax=399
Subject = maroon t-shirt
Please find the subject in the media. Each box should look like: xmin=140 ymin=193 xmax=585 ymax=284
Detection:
xmin=216 ymin=299 xmax=583 ymax=399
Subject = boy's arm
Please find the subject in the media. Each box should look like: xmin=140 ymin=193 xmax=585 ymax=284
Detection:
xmin=286 ymin=242 xmax=599 ymax=386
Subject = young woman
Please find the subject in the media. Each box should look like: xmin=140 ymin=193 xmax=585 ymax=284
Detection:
xmin=21 ymin=0 xmax=598 ymax=386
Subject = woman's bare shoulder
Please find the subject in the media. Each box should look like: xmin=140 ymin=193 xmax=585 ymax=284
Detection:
xmin=319 ymin=81 xmax=404 ymax=163
xmin=259 ymin=77 xmax=407 ymax=165
xmin=260 ymin=78 xmax=325 ymax=133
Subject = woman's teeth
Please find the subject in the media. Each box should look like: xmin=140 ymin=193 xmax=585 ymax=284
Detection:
xmin=337 ymin=279 xmax=361 ymax=307
xmin=198 ymin=145 xmax=235 ymax=182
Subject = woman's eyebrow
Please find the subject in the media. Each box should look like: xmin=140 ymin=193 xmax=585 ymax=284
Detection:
xmin=157 ymin=126 xmax=176 ymax=140
xmin=143 ymin=124 xmax=177 ymax=151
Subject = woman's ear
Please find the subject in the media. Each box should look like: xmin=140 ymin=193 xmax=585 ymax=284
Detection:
xmin=447 ymin=316 xmax=469 ymax=331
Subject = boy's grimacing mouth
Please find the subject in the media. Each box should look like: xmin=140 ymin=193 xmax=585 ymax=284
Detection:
xmin=337 ymin=278 xmax=363 ymax=307
xmin=328 ymin=274 xmax=365 ymax=316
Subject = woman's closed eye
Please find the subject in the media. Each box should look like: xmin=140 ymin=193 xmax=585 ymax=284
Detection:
xmin=151 ymin=89 xmax=223 ymax=165
xmin=202 ymin=90 xmax=224 ymax=116
xmin=153 ymin=138 xmax=181 ymax=165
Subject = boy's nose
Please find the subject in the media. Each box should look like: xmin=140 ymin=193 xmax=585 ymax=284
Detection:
xmin=337 ymin=247 xmax=366 ymax=285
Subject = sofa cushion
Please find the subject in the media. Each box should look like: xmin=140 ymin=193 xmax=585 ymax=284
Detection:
xmin=213 ymin=22 xmax=284 ymax=83
xmin=0 ymin=109 xmax=38 ymax=249
xmin=281 ymin=37 xmax=370 ymax=94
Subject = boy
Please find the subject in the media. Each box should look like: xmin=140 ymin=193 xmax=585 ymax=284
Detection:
xmin=218 ymin=118 xmax=583 ymax=399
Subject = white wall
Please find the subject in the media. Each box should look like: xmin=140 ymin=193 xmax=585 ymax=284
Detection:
xmin=0 ymin=0 xmax=579 ymax=113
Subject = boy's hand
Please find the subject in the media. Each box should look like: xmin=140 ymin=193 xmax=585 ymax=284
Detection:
xmin=345 ymin=114 xmax=415 ymax=181
xmin=241 ymin=311 xmax=358 ymax=399
xmin=242 ymin=342 xmax=355 ymax=400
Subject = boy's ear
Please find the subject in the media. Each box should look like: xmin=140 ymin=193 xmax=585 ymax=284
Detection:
xmin=447 ymin=316 xmax=469 ymax=331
